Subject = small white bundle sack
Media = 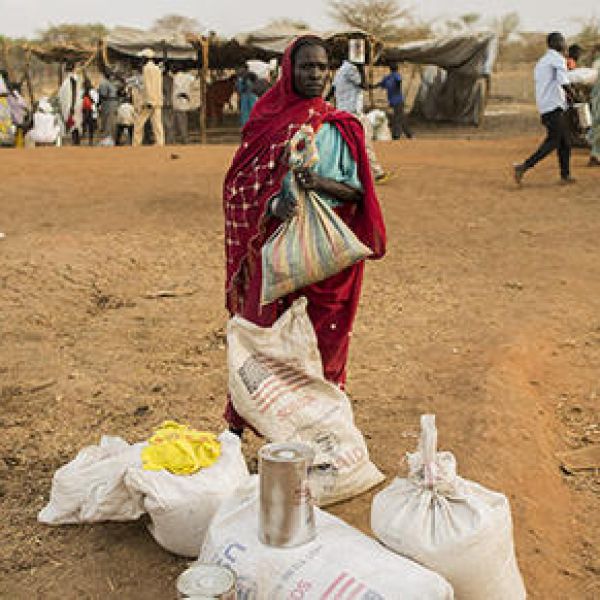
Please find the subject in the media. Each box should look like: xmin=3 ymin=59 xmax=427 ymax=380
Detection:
xmin=38 ymin=436 xmax=145 ymax=525
xmin=199 ymin=477 xmax=454 ymax=600
xmin=124 ymin=431 xmax=249 ymax=557
xmin=367 ymin=109 xmax=392 ymax=141
xmin=227 ymin=297 xmax=384 ymax=506
xmin=371 ymin=415 xmax=526 ymax=600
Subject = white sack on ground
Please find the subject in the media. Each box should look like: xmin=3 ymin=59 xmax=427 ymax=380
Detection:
xmin=367 ymin=109 xmax=392 ymax=141
xmin=371 ymin=414 xmax=526 ymax=600
xmin=199 ymin=477 xmax=454 ymax=599
xmin=124 ymin=431 xmax=249 ymax=557
xmin=38 ymin=436 xmax=145 ymax=525
xmin=227 ymin=297 xmax=384 ymax=506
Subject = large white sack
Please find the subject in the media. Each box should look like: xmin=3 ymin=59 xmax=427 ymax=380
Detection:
xmin=367 ymin=109 xmax=392 ymax=141
xmin=227 ymin=297 xmax=384 ymax=506
xmin=371 ymin=415 xmax=526 ymax=600
xmin=568 ymin=67 xmax=598 ymax=86
xmin=199 ymin=477 xmax=454 ymax=600
xmin=124 ymin=431 xmax=249 ymax=557
xmin=38 ymin=436 xmax=145 ymax=525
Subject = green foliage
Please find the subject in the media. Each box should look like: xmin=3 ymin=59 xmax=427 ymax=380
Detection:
xmin=460 ymin=13 xmax=481 ymax=27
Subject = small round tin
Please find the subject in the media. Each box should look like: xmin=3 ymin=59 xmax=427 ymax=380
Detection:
xmin=176 ymin=564 xmax=236 ymax=599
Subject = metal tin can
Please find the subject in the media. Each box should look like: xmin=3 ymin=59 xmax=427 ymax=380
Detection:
xmin=176 ymin=564 xmax=237 ymax=599
xmin=258 ymin=442 xmax=316 ymax=548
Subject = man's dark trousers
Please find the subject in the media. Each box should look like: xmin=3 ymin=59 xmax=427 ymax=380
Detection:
xmin=524 ymin=107 xmax=571 ymax=178
xmin=391 ymin=102 xmax=413 ymax=139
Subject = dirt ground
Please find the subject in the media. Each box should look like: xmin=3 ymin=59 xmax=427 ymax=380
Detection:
xmin=1 ymin=114 xmax=600 ymax=600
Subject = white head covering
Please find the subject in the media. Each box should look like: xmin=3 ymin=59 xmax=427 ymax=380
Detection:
xmin=138 ymin=48 xmax=155 ymax=59
xmin=38 ymin=97 xmax=53 ymax=114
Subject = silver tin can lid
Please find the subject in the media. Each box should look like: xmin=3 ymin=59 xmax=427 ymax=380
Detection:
xmin=259 ymin=442 xmax=315 ymax=463
xmin=177 ymin=564 xmax=235 ymax=597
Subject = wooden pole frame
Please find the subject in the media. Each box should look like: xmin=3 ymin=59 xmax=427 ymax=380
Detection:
xmin=198 ymin=37 xmax=209 ymax=145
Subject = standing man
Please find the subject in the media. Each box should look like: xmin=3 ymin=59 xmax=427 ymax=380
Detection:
xmin=374 ymin=63 xmax=413 ymax=140
xmin=162 ymin=62 xmax=175 ymax=144
xmin=58 ymin=62 xmax=83 ymax=145
xmin=98 ymin=70 xmax=119 ymax=142
xmin=514 ymin=32 xmax=575 ymax=185
xmin=172 ymin=68 xmax=195 ymax=144
xmin=332 ymin=58 xmax=386 ymax=181
xmin=133 ymin=49 xmax=164 ymax=147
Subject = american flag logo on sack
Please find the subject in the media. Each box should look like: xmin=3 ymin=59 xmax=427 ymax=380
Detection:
xmin=238 ymin=354 xmax=313 ymax=414
xmin=319 ymin=572 xmax=384 ymax=600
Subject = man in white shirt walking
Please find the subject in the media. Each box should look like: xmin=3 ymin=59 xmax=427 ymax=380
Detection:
xmin=514 ymin=32 xmax=575 ymax=184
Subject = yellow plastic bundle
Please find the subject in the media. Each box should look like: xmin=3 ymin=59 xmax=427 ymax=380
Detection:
xmin=141 ymin=421 xmax=221 ymax=475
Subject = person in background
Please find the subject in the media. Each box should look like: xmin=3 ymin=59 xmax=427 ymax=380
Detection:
xmin=513 ymin=32 xmax=575 ymax=185
xmin=332 ymin=57 xmax=387 ymax=181
xmin=58 ymin=62 xmax=83 ymax=145
xmin=162 ymin=63 xmax=176 ymax=144
xmin=172 ymin=68 xmax=195 ymax=144
xmin=81 ymin=78 xmax=96 ymax=146
xmin=116 ymin=94 xmax=135 ymax=146
xmin=0 ymin=70 xmax=13 ymax=145
xmin=373 ymin=63 xmax=413 ymax=140
xmin=588 ymin=46 xmax=600 ymax=167
xmin=222 ymin=36 xmax=386 ymax=436
xmin=7 ymin=78 xmax=28 ymax=145
xmin=567 ymin=44 xmax=582 ymax=70
xmin=98 ymin=70 xmax=119 ymax=142
xmin=237 ymin=66 xmax=258 ymax=126
xmin=24 ymin=97 xmax=61 ymax=147
xmin=133 ymin=49 xmax=164 ymax=146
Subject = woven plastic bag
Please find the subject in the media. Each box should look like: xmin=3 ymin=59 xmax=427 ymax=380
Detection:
xmin=199 ymin=477 xmax=455 ymax=600
xmin=227 ymin=297 xmax=384 ymax=506
xmin=260 ymin=125 xmax=372 ymax=306
xmin=371 ymin=415 xmax=526 ymax=600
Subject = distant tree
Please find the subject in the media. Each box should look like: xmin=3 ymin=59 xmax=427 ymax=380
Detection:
xmin=267 ymin=18 xmax=311 ymax=30
xmin=152 ymin=14 xmax=203 ymax=34
xmin=37 ymin=23 xmax=108 ymax=46
xmin=575 ymin=16 xmax=600 ymax=54
xmin=460 ymin=13 xmax=481 ymax=28
xmin=494 ymin=12 xmax=521 ymax=45
xmin=328 ymin=0 xmax=411 ymax=40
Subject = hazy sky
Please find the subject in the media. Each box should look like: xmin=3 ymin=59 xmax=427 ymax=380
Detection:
xmin=1 ymin=0 xmax=597 ymax=38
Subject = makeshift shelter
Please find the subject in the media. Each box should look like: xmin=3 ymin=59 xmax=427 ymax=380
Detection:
xmin=382 ymin=32 xmax=498 ymax=126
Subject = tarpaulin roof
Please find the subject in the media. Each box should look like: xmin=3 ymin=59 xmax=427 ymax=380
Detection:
xmin=382 ymin=32 xmax=498 ymax=77
xmin=234 ymin=26 xmax=370 ymax=55
xmin=28 ymin=42 xmax=97 ymax=64
xmin=106 ymin=27 xmax=197 ymax=61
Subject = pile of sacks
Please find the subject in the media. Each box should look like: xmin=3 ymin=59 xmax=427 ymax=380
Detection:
xmin=41 ymin=300 xmax=526 ymax=598
xmin=39 ymin=425 xmax=248 ymax=557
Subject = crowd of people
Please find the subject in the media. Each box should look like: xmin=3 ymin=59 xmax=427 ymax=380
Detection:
xmin=514 ymin=33 xmax=600 ymax=184
xmin=1 ymin=35 xmax=599 ymax=167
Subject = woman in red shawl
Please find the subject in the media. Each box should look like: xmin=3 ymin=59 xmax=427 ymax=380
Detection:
xmin=224 ymin=36 xmax=386 ymax=435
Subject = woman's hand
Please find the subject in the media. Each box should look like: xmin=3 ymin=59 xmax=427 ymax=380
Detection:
xmin=270 ymin=193 xmax=298 ymax=220
xmin=295 ymin=167 xmax=362 ymax=205
xmin=295 ymin=167 xmax=323 ymax=192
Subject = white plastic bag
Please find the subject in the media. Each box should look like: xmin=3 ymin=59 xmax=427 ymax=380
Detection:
xmin=199 ymin=477 xmax=454 ymax=600
xmin=38 ymin=436 xmax=145 ymax=525
xmin=124 ymin=431 xmax=249 ymax=557
xmin=371 ymin=415 xmax=526 ymax=600
xmin=227 ymin=297 xmax=384 ymax=506
xmin=367 ymin=109 xmax=392 ymax=141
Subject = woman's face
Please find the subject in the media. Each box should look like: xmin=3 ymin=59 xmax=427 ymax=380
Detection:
xmin=293 ymin=44 xmax=329 ymax=99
